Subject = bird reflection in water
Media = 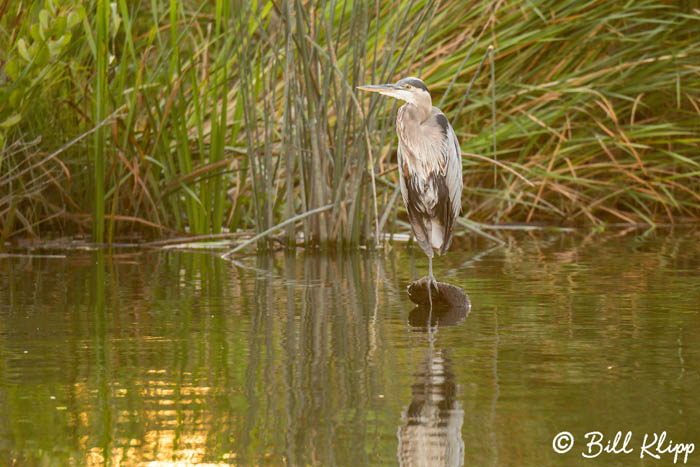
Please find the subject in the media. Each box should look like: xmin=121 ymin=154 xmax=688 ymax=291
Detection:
xmin=398 ymin=279 xmax=470 ymax=467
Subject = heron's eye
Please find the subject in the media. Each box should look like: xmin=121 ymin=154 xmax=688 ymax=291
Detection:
xmin=403 ymin=84 xmax=411 ymax=89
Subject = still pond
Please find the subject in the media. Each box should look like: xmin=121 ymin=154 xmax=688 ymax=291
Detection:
xmin=1 ymin=230 xmax=699 ymax=465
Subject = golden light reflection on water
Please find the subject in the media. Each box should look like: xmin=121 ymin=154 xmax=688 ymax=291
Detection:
xmin=84 ymin=379 xmax=222 ymax=465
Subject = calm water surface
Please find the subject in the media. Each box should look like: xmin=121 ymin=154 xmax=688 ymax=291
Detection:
xmin=1 ymin=231 xmax=699 ymax=466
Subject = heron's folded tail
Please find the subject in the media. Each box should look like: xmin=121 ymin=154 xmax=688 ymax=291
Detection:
xmin=430 ymin=220 xmax=445 ymax=253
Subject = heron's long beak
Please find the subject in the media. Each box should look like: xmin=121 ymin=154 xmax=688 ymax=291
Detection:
xmin=357 ymin=83 xmax=402 ymax=98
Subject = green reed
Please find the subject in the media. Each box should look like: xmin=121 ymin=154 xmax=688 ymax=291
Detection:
xmin=230 ymin=0 xmax=444 ymax=248
xmin=92 ymin=0 xmax=108 ymax=243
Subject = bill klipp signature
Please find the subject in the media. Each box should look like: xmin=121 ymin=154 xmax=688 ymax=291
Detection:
xmin=553 ymin=430 xmax=695 ymax=464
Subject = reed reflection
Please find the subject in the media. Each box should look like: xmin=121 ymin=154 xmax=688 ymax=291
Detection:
xmin=399 ymin=282 xmax=470 ymax=467
xmin=237 ymin=251 xmax=386 ymax=465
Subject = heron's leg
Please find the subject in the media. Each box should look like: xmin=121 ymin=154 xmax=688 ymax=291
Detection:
xmin=428 ymin=255 xmax=438 ymax=291
xmin=427 ymin=254 xmax=438 ymax=311
xmin=426 ymin=255 xmax=435 ymax=335
xmin=427 ymin=257 xmax=433 ymax=308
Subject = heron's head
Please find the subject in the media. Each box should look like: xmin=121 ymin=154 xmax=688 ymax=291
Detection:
xmin=357 ymin=77 xmax=431 ymax=108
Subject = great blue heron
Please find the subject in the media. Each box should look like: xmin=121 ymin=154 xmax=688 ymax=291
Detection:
xmin=358 ymin=77 xmax=462 ymax=303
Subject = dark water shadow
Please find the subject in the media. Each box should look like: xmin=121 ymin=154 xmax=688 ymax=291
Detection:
xmin=399 ymin=280 xmax=470 ymax=466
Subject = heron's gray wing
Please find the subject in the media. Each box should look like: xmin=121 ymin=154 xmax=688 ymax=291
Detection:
xmin=444 ymin=118 xmax=462 ymax=220
xmin=431 ymin=110 xmax=462 ymax=253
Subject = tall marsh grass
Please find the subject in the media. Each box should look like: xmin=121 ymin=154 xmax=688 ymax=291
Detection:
xmin=1 ymin=0 xmax=699 ymax=247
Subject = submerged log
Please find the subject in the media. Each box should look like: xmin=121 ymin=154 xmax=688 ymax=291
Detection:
xmin=406 ymin=278 xmax=471 ymax=328
xmin=407 ymin=278 xmax=470 ymax=309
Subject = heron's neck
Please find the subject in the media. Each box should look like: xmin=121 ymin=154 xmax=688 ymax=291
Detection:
xmin=397 ymin=103 xmax=433 ymax=159
xmin=402 ymin=101 xmax=431 ymax=124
